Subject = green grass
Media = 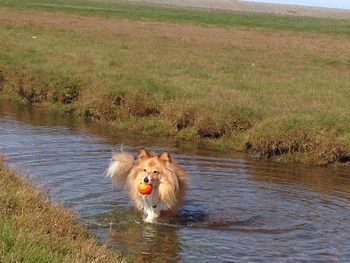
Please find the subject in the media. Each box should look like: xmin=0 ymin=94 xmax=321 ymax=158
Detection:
xmin=0 ymin=3 xmax=350 ymax=165
xmin=0 ymin=0 xmax=350 ymax=35
xmin=0 ymin=157 xmax=125 ymax=262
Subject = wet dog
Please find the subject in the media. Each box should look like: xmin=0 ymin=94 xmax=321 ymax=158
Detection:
xmin=107 ymin=148 xmax=187 ymax=223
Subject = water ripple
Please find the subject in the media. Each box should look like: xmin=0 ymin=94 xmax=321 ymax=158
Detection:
xmin=1 ymin=101 xmax=350 ymax=262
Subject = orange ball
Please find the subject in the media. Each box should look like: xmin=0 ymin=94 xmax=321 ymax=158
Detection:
xmin=138 ymin=182 xmax=153 ymax=195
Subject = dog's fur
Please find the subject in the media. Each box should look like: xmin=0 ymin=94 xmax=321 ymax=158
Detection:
xmin=106 ymin=148 xmax=187 ymax=223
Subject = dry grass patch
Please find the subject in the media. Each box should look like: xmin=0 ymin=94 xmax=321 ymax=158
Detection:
xmin=246 ymin=117 xmax=350 ymax=165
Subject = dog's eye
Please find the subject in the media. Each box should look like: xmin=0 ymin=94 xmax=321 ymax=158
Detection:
xmin=143 ymin=169 xmax=147 ymax=172
xmin=153 ymin=170 xmax=158 ymax=174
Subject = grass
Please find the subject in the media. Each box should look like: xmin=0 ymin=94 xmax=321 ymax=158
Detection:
xmin=0 ymin=157 xmax=125 ymax=262
xmin=0 ymin=2 xmax=350 ymax=165
xmin=0 ymin=0 xmax=350 ymax=35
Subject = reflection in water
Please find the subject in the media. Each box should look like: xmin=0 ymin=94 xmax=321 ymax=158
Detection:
xmin=99 ymin=208 xmax=181 ymax=263
xmin=250 ymin=160 xmax=350 ymax=198
xmin=1 ymin=100 xmax=350 ymax=262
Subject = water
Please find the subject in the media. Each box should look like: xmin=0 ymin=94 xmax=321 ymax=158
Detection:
xmin=1 ymin=101 xmax=350 ymax=262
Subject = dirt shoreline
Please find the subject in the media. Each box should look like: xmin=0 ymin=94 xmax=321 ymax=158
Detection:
xmin=125 ymin=0 xmax=350 ymax=19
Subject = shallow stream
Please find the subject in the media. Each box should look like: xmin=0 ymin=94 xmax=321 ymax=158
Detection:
xmin=1 ymin=101 xmax=350 ymax=262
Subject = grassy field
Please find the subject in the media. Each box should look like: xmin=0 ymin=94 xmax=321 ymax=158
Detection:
xmin=1 ymin=0 xmax=350 ymax=34
xmin=0 ymin=157 xmax=124 ymax=262
xmin=0 ymin=1 xmax=350 ymax=165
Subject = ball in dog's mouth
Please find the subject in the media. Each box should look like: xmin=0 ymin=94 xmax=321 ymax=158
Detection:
xmin=138 ymin=180 xmax=153 ymax=195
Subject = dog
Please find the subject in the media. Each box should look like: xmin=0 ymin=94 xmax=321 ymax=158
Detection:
xmin=107 ymin=148 xmax=187 ymax=223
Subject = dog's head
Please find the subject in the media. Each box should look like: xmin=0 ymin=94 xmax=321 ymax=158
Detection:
xmin=134 ymin=148 xmax=177 ymax=188
xmin=129 ymin=148 xmax=183 ymax=211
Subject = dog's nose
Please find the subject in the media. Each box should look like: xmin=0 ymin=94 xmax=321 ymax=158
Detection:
xmin=143 ymin=177 xmax=149 ymax=183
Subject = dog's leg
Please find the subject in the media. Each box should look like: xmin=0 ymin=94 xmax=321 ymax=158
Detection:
xmin=144 ymin=209 xmax=160 ymax=223
xmin=141 ymin=192 xmax=160 ymax=223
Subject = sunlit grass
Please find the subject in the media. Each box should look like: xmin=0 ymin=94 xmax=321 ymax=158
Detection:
xmin=0 ymin=0 xmax=350 ymax=34
xmin=0 ymin=157 xmax=124 ymax=262
xmin=0 ymin=4 xmax=350 ymax=164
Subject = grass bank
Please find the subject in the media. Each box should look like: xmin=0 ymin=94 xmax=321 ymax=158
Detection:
xmin=0 ymin=2 xmax=350 ymax=166
xmin=0 ymin=157 xmax=124 ymax=262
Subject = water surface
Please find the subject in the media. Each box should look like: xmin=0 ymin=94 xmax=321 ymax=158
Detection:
xmin=1 ymin=101 xmax=350 ymax=262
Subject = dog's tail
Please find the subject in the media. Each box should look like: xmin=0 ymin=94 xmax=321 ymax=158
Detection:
xmin=106 ymin=151 xmax=135 ymax=184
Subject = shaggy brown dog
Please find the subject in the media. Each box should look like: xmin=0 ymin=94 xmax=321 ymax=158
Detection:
xmin=107 ymin=148 xmax=187 ymax=223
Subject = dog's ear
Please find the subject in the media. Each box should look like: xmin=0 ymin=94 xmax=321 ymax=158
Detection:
xmin=158 ymin=151 xmax=171 ymax=163
xmin=138 ymin=148 xmax=151 ymax=159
